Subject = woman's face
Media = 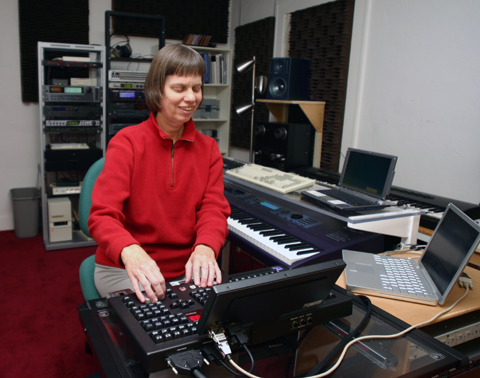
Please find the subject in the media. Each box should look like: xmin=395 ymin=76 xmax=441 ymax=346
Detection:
xmin=155 ymin=74 xmax=203 ymax=140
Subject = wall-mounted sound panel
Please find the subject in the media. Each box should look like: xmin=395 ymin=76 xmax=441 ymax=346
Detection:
xmin=19 ymin=0 xmax=89 ymax=103
xmin=288 ymin=0 xmax=355 ymax=172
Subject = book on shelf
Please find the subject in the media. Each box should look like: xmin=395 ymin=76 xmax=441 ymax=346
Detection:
xmin=183 ymin=34 xmax=212 ymax=46
xmin=202 ymin=53 xmax=228 ymax=84
xmin=201 ymin=53 xmax=210 ymax=84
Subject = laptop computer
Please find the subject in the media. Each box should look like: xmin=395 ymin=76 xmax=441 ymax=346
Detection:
xmin=302 ymin=148 xmax=397 ymax=211
xmin=343 ymin=203 xmax=480 ymax=305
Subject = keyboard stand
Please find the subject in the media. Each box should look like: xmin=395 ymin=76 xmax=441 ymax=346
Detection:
xmin=226 ymin=176 xmax=424 ymax=246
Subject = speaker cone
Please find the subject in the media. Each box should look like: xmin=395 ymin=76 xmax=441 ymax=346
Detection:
xmin=269 ymin=77 xmax=287 ymax=98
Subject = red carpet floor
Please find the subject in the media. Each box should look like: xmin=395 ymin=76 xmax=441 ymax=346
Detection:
xmin=0 ymin=230 xmax=296 ymax=377
xmin=0 ymin=230 xmax=100 ymax=378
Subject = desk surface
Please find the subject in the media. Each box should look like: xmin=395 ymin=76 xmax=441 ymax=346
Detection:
xmin=336 ymin=252 xmax=480 ymax=326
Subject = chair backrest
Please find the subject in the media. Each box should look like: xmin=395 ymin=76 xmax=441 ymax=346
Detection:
xmin=78 ymin=157 xmax=105 ymax=238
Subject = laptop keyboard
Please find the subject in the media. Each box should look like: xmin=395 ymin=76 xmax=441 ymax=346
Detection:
xmin=373 ymin=255 xmax=435 ymax=298
xmin=319 ymin=188 xmax=377 ymax=206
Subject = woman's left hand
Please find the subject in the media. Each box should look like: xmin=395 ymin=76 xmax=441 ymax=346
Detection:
xmin=185 ymin=244 xmax=222 ymax=287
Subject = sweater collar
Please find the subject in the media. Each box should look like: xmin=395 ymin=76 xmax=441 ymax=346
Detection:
xmin=149 ymin=112 xmax=196 ymax=142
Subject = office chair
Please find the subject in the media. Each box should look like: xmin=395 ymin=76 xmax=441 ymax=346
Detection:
xmin=78 ymin=157 xmax=104 ymax=301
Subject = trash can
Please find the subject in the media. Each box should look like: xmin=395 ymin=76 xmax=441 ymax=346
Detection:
xmin=10 ymin=187 xmax=41 ymax=238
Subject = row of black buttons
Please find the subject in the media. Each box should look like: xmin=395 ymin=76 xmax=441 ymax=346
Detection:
xmin=140 ymin=313 xmax=189 ymax=332
xmin=150 ymin=322 xmax=198 ymax=344
xmin=130 ymin=303 xmax=172 ymax=321
xmin=170 ymin=298 xmax=195 ymax=309
xmin=228 ymin=271 xmax=275 ymax=282
xmin=190 ymin=287 xmax=212 ymax=306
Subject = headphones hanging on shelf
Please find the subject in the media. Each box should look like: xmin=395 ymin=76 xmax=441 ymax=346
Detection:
xmin=110 ymin=33 xmax=132 ymax=58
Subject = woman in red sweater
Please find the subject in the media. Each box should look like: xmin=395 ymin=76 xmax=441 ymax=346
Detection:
xmin=88 ymin=44 xmax=230 ymax=303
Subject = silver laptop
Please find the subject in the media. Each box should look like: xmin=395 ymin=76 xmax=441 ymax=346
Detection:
xmin=302 ymin=148 xmax=397 ymax=212
xmin=343 ymin=203 xmax=480 ymax=305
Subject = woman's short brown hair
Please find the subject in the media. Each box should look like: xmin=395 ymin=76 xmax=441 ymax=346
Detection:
xmin=145 ymin=44 xmax=206 ymax=112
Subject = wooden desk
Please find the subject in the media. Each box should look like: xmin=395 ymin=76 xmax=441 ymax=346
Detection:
xmin=336 ymin=252 xmax=480 ymax=326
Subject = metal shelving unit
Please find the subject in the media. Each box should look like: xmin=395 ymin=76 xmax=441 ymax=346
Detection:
xmin=37 ymin=42 xmax=106 ymax=250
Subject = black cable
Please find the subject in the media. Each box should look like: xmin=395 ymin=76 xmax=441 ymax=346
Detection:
xmin=225 ymin=324 xmax=255 ymax=374
xmin=219 ymin=359 xmax=246 ymax=377
xmin=202 ymin=344 xmax=247 ymax=377
xmin=302 ymin=295 xmax=373 ymax=377
xmin=192 ymin=369 xmax=208 ymax=378
xmin=242 ymin=344 xmax=255 ymax=373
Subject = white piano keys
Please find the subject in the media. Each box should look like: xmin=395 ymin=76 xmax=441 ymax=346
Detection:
xmin=227 ymin=216 xmax=320 ymax=266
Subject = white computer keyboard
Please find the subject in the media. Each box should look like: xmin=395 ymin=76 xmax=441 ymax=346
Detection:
xmin=50 ymin=143 xmax=90 ymax=149
xmin=225 ymin=163 xmax=315 ymax=194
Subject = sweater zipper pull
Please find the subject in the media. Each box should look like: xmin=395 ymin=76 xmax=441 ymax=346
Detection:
xmin=171 ymin=143 xmax=175 ymax=186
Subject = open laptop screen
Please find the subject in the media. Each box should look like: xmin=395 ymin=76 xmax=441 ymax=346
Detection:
xmin=340 ymin=148 xmax=397 ymax=199
xmin=421 ymin=204 xmax=480 ymax=296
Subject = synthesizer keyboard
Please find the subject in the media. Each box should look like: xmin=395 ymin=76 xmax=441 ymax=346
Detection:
xmin=107 ymin=267 xmax=279 ymax=373
xmin=226 ymin=163 xmax=315 ymax=194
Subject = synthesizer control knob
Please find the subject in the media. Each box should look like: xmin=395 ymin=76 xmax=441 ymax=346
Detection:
xmin=291 ymin=213 xmax=303 ymax=220
xmin=85 ymin=86 xmax=92 ymax=93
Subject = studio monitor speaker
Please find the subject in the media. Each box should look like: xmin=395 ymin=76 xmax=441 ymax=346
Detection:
xmin=254 ymin=122 xmax=312 ymax=171
xmin=267 ymin=58 xmax=310 ymax=101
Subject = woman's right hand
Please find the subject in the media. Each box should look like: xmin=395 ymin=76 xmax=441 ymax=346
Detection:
xmin=120 ymin=244 xmax=166 ymax=303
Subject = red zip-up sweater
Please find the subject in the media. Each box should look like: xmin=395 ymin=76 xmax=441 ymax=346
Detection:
xmin=88 ymin=112 xmax=230 ymax=281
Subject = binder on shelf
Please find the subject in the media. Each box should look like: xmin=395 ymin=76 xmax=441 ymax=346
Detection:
xmin=216 ymin=54 xmax=223 ymax=84
xmin=210 ymin=55 xmax=218 ymax=84
xmin=202 ymin=53 xmax=210 ymax=84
